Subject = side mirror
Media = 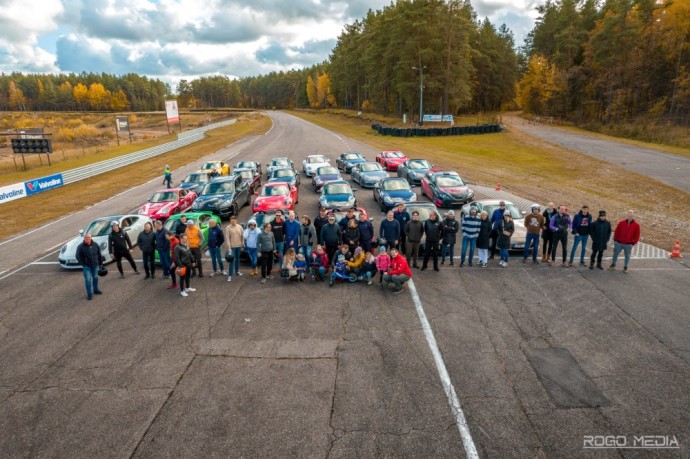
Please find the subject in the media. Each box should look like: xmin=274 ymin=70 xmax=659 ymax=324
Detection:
xmin=79 ymin=229 xmax=84 ymax=236
xmin=521 ymin=210 xmax=527 ymax=215
xmin=352 ymin=189 xmax=358 ymax=193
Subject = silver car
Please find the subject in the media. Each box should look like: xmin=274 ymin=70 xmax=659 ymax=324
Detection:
xmin=461 ymin=200 xmax=529 ymax=250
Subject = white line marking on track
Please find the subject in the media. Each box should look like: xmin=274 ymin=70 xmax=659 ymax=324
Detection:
xmin=29 ymin=261 xmax=61 ymax=265
xmin=407 ymin=279 xmax=479 ymax=458
xmin=0 ymin=249 xmax=60 ymax=282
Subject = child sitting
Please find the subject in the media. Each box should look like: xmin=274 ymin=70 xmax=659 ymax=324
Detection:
xmin=347 ymin=247 xmax=365 ymax=277
xmin=283 ymin=248 xmax=298 ymax=281
xmin=362 ymin=252 xmax=378 ymax=285
xmin=375 ymin=246 xmax=390 ymax=286
xmin=329 ymin=254 xmax=349 ymax=287
xmin=294 ymin=253 xmax=308 ymax=282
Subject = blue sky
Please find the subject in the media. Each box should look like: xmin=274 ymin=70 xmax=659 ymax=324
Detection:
xmin=0 ymin=0 xmax=541 ymax=90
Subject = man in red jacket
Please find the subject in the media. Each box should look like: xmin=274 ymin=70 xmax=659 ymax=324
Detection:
xmin=609 ymin=210 xmax=641 ymax=273
xmin=383 ymin=247 xmax=412 ymax=294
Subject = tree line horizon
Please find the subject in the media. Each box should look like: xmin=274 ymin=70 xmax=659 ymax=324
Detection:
xmin=0 ymin=0 xmax=687 ymax=127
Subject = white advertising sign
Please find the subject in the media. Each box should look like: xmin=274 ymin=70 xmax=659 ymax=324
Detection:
xmin=165 ymin=100 xmax=180 ymax=123
xmin=0 ymin=182 xmax=27 ymax=204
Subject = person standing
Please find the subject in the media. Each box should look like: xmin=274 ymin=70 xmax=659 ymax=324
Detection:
xmin=421 ymin=211 xmax=443 ymax=271
xmin=314 ymin=207 xmax=329 ymax=245
xmin=207 ymin=219 xmax=226 ymax=277
xmin=338 ymin=208 xmax=358 ymax=236
xmin=137 ymin=222 xmax=156 ymax=279
xmin=460 ymin=208 xmax=480 ymax=267
xmin=523 ymin=204 xmax=544 ymax=264
xmin=174 ymin=233 xmax=195 ymax=297
xmin=441 ymin=210 xmax=460 ymax=265
xmin=344 ymin=218 xmax=361 ymax=253
xmin=244 ymin=220 xmax=261 ymax=276
xmin=225 ymin=215 xmax=244 ymax=281
xmin=165 ymin=231 xmax=179 ymax=289
xmin=154 ymin=220 xmax=171 ymax=279
xmin=357 ymin=212 xmax=375 ymax=254
xmin=272 ymin=210 xmax=286 ymax=267
xmin=569 ymin=205 xmax=593 ymax=267
xmin=108 ymin=221 xmax=139 ymax=278
xmin=393 ymin=202 xmax=411 ymax=254
xmin=609 ymin=210 xmax=641 ymax=273
xmin=541 ymin=202 xmax=556 ymax=263
xmin=497 ymin=211 xmax=515 ymax=267
xmin=75 ymin=233 xmax=104 ymax=300
xmin=489 ymin=201 xmax=507 ymax=259
xmin=163 ymin=165 xmax=172 ymax=188
xmin=549 ymin=205 xmax=572 ymax=267
xmin=258 ymin=222 xmax=276 ymax=284
xmin=185 ymin=219 xmax=205 ymax=277
xmin=174 ymin=215 xmax=188 ymax=238
xmin=405 ymin=211 xmax=424 ymax=268
xmin=284 ymin=211 xmax=301 ymax=253
xmin=320 ymin=214 xmax=342 ymax=264
xmin=383 ymin=247 xmax=412 ymax=294
xmin=379 ymin=211 xmax=401 ymax=249
xmin=589 ymin=210 xmax=612 ymax=270
xmin=299 ymin=215 xmax=317 ymax=260
xmin=476 ymin=210 xmax=492 ymax=267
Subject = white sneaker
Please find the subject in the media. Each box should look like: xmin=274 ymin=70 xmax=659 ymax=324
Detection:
xmin=210 ymin=272 xmax=216 ymax=277
xmin=185 ymin=288 xmax=196 ymax=292
xmin=222 ymin=270 xmax=227 ymax=276
xmin=227 ymin=276 xmax=232 ymax=282
xmin=237 ymin=272 xmax=243 ymax=276
xmin=180 ymin=291 xmax=188 ymax=297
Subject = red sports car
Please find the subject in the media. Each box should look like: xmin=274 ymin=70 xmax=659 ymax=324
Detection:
xmin=252 ymin=181 xmax=298 ymax=212
xmin=376 ymin=150 xmax=408 ymax=171
xmin=138 ymin=188 xmax=197 ymax=220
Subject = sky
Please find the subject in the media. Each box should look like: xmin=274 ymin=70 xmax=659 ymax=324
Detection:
xmin=0 ymin=0 xmax=542 ymax=91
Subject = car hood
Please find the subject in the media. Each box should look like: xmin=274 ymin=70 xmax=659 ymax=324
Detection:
xmin=407 ymin=168 xmax=430 ymax=176
xmin=140 ymin=202 xmax=174 ymax=215
xmin=61 ymin=234 xmax=109 ymax=259
xmin=381 ymin=190 xmax=415 ymax=200
xmin=195 ymin=193 xmax=232 ymax=205
xmin=345 ymin=158 xmax=366 ymax=165
xmin=180 ymin=182 xmax=201 ymax=189
xmin=384 ymin=157 xmax=407 ymax=163
xmin=438 ymin=185 xmax=471 ymax=196
xmin=268 ymin=177 xmax=294 ymax=184
xmin=306 ymin=162 xmax=329 ymax=169
xmin=316 ymin=174 xmax=340 ymax=181
xmin=321 ymin=194 xmax=354 ymax=205
xmin=361 ymin=171 xmax=388 ymax=179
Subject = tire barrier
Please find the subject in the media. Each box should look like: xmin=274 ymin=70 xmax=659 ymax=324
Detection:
xmin=371 ymin=123 xmax=502 ymax=137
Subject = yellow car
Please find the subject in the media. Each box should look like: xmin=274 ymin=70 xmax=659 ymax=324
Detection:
xmin=199 ymin=160 xmax=229 ymax=177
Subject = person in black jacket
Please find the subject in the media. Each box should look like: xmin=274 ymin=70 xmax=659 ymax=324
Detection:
xmin=76 ymin=233 xmax=104 ymax=300
xmin=137 ymin=222 xmax=157 ymax=278
xmin=320 ymin=214 xmax=342 ymax=264
xmin=421 ymin=212 xmax=443 ymax=271
xmin=393 ymin=203 xmax=411 ymax=254
xmin=588 ymin=210 xmax=612 ymax=270
xmin=379 ymin=211 xmax=401 ymax=249
xmin=174 ymin=234 xmax=195 ymax=297
xmin=343 ymin=218 xmax=361 ymax=253
xmin=154 ymin=220 xmax=171 ymax=279
xmin=108 ymin=221 xmax=139 ymax=278
xmin=174 ymin=215 xmax=188 ymax=237
xmin=440 ymin=210 xmax=459 ymax=265
xmin=314 ymin=207 xmax=329 ymax=245
xmin=357 ymin=212 xmax=375 ymax=254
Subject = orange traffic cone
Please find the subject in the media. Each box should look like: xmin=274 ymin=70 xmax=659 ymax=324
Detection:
xmin=495 ymin=183 xmax=502 ymax=191
xmin=670 ymin=240 xmax=683 ymax=258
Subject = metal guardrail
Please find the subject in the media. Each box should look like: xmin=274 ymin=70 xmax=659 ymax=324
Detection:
xmin=61 ymin=119 xmax=236 ymax=185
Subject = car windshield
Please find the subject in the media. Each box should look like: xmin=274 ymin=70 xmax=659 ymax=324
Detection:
xmin=317 ymin=167 xmax=339 ymax=175
xmin=202 ymin=182 xmax=235 ymax=195
xmin=360 ymin=163 xmax=382 ymax=172
xmin=163 ymin=218 xmax=179 ymax=232
xmin=407 ymin=206 xmax=439 ymax=222
xmin=237 ymin=161 xmax=254 ymax=169
xmin=261 ymin=185 xmax=289 ymax=196
xmin=482 ymin=204 xmax=522 ymax=219
xmin=85 ymin=219 xmax=114 ymax=237
xmin=238 ymin=171 xmax=253 ymax=180
xmin=324 ymin=183 xmax=351 ymax=195
xmin=331 ymin=211 xmax=362 ymax=221
xmin=408 ymin=160 xmax=430 ymax=169
xmin=183 ymin=173 xmax=205 ymax=183
xmin=272 ymin=169 xmax=294 ymax=178
xmin=271 ymin=159 xmax=290 ymax=167
xmin=381 ymin=179 xmax=410 ymax=191
xmin=251 ymin=213 xmax=277 ymax=228
xmin=344 ymin=153 xmax=362 ymax=160
xmin=201 ymin=162 xmax=219 ymax=170
xmin=436 ymin=176 xmax=466 ymax=187
xmin=308 ymin=156 xmax=327 ymax=163
xmin=384 ymin=151 xmax=404 ymax=158
xmin=149 ymin=191 xmax=177 ymax=202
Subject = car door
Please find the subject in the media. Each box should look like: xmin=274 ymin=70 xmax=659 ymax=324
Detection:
xmin=421 ymin=173 xmax=432 ymax=198
xmin=373 ymin=182 xmax=382 ymax=204
xmin=235 ymin=175 xmax=248 ymax=207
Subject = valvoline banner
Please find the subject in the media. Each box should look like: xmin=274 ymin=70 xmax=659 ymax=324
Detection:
xmin=24 ymin=173 xmax=64 ymax=196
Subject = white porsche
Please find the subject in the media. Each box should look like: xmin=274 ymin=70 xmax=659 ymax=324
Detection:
xmin=302 ymin=154 xmax=330 ymax=177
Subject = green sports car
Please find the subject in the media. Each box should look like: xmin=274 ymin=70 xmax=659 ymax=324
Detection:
xmin=155 ymin=211 xmax=221 ymax=262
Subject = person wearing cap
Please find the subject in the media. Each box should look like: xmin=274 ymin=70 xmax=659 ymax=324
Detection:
xmin=489 ymin=201 xmax=507 ymax=259
xmin=76 ymin=232 xmax=105 ymax=300
xmin=314 ymin=207 xmax=329 ymax=245
xmin=393 ymin=202 xmax=411 ymax=254
xmin=244 ymin=219 xmax=262 ymax=275
xmin=404 ymin=211 xmax=424 ymax=268
xmin=185 ymin=219 xmax=205 ymax=277
xmin=541 ymin=202 xmax=557 ymax=263
xmin=548 ymin=205 xmax=572 ymax=267
xmin=137 ymin=221 xmax=157 ymax=279
xmin=569 ymin=205 xmax=593 ymax=267
xmin=523 ymin=204 xmax=544 ymax=264
xmin=174 ymin=233 xmax=195 ymax=297
xmin=163 ymin=165 xmax=172 ymax=188
xmin=460 ymin=208 xmax=480 ymax=266
xmin=329 ymin=254 xmax=349 ymax=287
xmin=609 ymin=210 xmax=641 ymax=273
xmin=375 ymin=245 xmax=391 ymax=285
xmin=108 ymin=221 xmax=139 ymax=278
xmin=441 ymin=210 xmax=460 ymax=265
xmin=589 ymin=210 xmax=612 ymax=270
xmin=383 ymin=247 xmax=412 ymax=294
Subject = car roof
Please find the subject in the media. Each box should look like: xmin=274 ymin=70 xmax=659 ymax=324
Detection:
xmin=234 ymin=168 xmax=254 ymax=173
xmin=209 ymin=174 xmax=239 ymax=183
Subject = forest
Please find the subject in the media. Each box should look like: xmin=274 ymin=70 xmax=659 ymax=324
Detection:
xmin=0 ymin=0 xmax=688 ymax=129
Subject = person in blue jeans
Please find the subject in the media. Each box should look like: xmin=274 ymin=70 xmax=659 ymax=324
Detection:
xmin=569 ymin=205 xmax=593 ymax=267
xmin=272 ymin=210 xmax=286 ymax=268
xmin=441 ymin=210 xmax=459 ymax=265
xmin=207 ymin=219 xmax=226 ymax=276
xmin=225 ymin=215 xmax=244 ymax=280
xmin=522 ymin=204 xmax=544 ymax=264
xmin=460 ymin=208 xmax=480 ymax=266
xmin=75 ymin=233 xmax=104 ymax=300
xmin=154 ymin=220 xmax=171 ymax=278
xmin=243 ymin=220 xmax=261 ymax=275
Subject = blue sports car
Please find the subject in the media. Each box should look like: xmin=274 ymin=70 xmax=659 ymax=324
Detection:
xmin=267 ymin=167 xmax=301 ymax=187
xmin=373 ymin=177 xmax=417 ymax=212
xmin=312 ymin=166 xmax=342 ymax=192
xmin=319 ymin=180 xmax=357 ymax=209
xmin=397 ymin=159 xmax=432 ymax=185
xmin=351 ymin=162 xmax=389 ymax=188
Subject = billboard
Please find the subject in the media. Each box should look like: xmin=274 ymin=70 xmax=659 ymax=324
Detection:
xmin=165 ymin=100 xmax=180 ymax=123
xmin=0 ymin=182 xmax=27 ymax=204
xmin=24 ymin=173 xmax=64 ymax=196
xmin=423 ymin=114 xmax=454 ymax=123
xmin=115 ymin=117 xmax=129 ymax=131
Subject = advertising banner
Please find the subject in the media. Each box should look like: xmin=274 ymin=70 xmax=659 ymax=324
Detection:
xmin=0 ymin=182 xmax=27 ymax=204
xmin=423 ymin=114 xmax=454 ymax=123
xmin=165 ymin=100 xmax=180 ymax=123
xmin=24 ymin=173 xmax=64 ymax=196
xmin=115 ymin=117 xmax=129 ymax=131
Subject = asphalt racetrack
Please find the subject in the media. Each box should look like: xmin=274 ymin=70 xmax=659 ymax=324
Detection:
xmin=0 ymin=112 xmax=688 ymax=457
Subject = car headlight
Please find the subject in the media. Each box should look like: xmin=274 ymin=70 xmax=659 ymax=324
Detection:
xmin=284 ymin=198 xmax=292 ymax=205
xmin=383 ymin=195 xmax=393 ymax=204
xmin=159 ymin=205 xmax=171 ymax=214
xmin=409 ymin=194 xmax=417 ymax=202
xmin=253 ymin=201 xmax=259 ymax=208
xmin=61 ymin=245 xmax=67 ymax=254
xmin=221 ymin=199 xmax=234 ymax=207
xmin=347 ymin=196 xmax=355 ymax=205
xmin=436 ymin=191 xmax=450 ymax=200
xmin=468 ymin=189 xmax=474 ymax=198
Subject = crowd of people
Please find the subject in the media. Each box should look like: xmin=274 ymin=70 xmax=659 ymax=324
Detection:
xmin=76 ymin=198 xmax=642 ymax=299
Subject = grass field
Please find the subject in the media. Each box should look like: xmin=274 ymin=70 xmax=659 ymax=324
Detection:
xmin=289 ymin=110 xmax=689 ymax=251
xmin=0 ymin=114 xmax=271 ymax=241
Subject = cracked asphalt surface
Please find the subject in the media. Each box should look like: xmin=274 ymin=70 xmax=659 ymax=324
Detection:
xmin=0 ymin=111 xmax=688 ymax=457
